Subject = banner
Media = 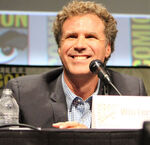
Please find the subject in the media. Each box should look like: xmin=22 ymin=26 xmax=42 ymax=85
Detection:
xmin=0 ymin=14 xmax=29 ymax=64
xmin=0 ymin=67 xmax=26 ymax=91
xmin=131 ymin=18 xmax=150 ymax=66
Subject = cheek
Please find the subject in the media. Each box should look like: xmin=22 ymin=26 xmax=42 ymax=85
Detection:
xmin=58 ymin=46 xmax=68 ymax=62
xmin=88 ymin=41 xmax=105 ymax=54
xmin=65 ymin=40 xmax=76 ymax=47
xmin=60 ymin=41 xmax=72 ymax=53
xmin=61 ymin=41 xmax=78 ymax=58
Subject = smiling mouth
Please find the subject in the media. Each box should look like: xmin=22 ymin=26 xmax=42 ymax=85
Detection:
xmin=70 ymin=55 xmax=91 ymax=60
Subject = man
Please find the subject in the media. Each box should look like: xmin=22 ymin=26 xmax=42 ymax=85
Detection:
xmin=6 ymin=0 xmax=147 ymax=129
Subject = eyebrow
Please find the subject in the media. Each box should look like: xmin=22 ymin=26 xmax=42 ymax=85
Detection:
xmin=62 ymin=32 xmax=102 ymax=37
xmin=63 ymin=32 xmax=77 ymax=37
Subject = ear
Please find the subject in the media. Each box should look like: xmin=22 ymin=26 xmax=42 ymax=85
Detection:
xmin=58 ymin=48 xmax=61 ymax=56
xmin=105 ymin=44 xmax=111 ymax=59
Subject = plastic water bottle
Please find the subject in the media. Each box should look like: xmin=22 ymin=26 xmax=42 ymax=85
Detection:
xmin=0 ymin=89 xmax=19 ymax=125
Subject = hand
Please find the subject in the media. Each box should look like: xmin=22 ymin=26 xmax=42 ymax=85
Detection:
xmin=52 ymin=121 xmax=88 ymax=129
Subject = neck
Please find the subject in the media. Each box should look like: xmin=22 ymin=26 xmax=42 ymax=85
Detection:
xmin=64 ymin=71 xmax=99 ymax=100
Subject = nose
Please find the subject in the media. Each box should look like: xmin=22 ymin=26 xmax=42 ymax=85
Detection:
xmin=74 ymin=36 xmax=86 ymax=52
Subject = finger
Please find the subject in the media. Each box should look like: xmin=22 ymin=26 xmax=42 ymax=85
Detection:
xmin=53 ymin=121 xmax=87 ymax=129
xmin=52 ymin=122 xmax=65 ymax=128
xmin=59 ymin=121 xmax=79 ymax=128
xmin=52 ymin=121 xmax=88 ymax=129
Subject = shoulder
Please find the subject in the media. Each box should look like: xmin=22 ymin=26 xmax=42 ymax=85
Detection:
xmin=6 ymin=67 xmax=63 ymax=102
xmin=108 ymin=69 xmax=138 ymax=82
xmin=6 ymin=67 xmax=63 ymax=89
xmin=108 ymin=69 xmax=147 ymax=96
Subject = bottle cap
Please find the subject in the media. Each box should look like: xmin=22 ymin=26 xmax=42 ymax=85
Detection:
xmin=2 ymin=89 xmax=13 ymax=95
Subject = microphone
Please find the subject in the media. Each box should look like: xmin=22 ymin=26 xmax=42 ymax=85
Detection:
xmin=89 ymin=59 xmax=122 ymax=96
xmin=89 ymin=59 xmax=111 ymax=84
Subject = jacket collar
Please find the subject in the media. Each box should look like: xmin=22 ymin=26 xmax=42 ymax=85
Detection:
xmin=49 ymin=74 xmax=68 ymax=123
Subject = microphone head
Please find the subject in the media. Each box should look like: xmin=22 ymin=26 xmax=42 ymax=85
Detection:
xmin=89 ymin=59 xmax=104 ymax=74
xmin=89 ymin=59 xmax=107 ymax=81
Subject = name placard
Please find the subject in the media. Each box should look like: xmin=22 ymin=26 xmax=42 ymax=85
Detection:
xmin=92 ymin=95 xmax=150 ymax=129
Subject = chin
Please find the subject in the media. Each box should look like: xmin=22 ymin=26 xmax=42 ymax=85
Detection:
xmin=70 ymin=69 xmax=91 ymax=76
xmin=64 ymin=64 xmax=91 ymax=75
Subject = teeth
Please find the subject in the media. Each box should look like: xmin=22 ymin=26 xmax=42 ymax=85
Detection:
xmin=74 ymin=56 xmax=87 ymax=59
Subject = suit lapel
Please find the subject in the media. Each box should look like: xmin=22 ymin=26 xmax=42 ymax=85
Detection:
xmin=49 ymin=74 xmax=68 ymax=123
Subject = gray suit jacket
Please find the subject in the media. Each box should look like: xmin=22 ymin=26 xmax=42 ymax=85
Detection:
xmin=6 ymin=67 xmax=147 ymax=128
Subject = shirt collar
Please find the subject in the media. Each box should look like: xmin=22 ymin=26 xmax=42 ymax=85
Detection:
xmin=62 ymin=72 xmax=100 ymax=111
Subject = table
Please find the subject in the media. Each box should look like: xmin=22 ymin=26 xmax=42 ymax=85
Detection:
xmin=0 ymin=128 xmax=143 ymax=145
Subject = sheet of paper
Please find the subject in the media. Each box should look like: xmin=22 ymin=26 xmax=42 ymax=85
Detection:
xmin=92 ymin=95 xmax=150 ymax=129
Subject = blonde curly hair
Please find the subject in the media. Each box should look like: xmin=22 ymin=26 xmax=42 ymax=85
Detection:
xmin=53 ymin=0 xmax=118 ymax=56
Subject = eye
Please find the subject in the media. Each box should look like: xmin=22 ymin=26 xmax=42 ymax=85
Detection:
xmin=66 ymin=34 xmax=77 ymax=39
xmin=86 ymin=35 xmax=97 ymax=39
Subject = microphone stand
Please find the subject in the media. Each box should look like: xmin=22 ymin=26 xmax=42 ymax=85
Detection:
xmin=107 ymin=79 xmax=122 ymax=96
xmin=90 ymin=59 xmax=122 ymax=96
xmin=97 ymin=72 xmax=122 ymax=96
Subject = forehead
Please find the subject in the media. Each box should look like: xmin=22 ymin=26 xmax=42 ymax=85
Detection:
xmin=62 ymin=14 xmax=105 ymax=34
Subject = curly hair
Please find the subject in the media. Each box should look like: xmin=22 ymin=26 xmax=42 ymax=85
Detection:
xmin=53 ymin=0 xmax=118 ymax=56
